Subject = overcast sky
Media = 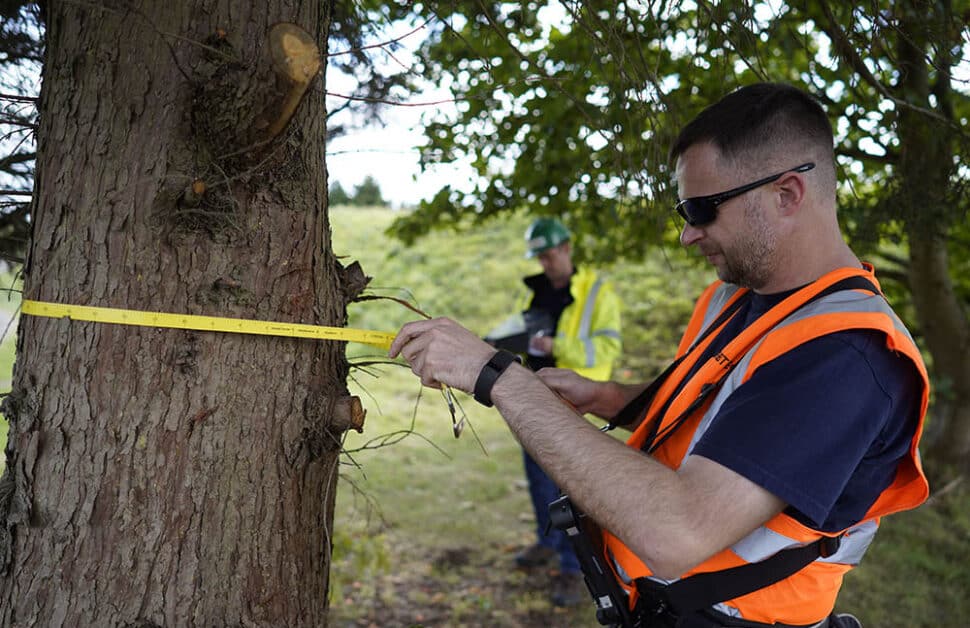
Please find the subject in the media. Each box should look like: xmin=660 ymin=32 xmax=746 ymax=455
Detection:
xmin=324 ymin=20 xmax=468 ymax=209
xmin=324 ymin=95 xmax=465 ymax=209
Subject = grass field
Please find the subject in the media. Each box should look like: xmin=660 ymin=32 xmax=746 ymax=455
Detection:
xmin=1 ymin=210 xmax=967 ymax=626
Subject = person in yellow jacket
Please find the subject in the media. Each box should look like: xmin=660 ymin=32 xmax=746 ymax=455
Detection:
xmin=389 ymin=83 xmax=928 ymax=628
xmin=510 ymin=217 xmax=622 ymax=607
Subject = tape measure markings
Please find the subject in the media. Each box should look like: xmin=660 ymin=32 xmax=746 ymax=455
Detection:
xmin=20 ymin=299 xmax=396 ymax=350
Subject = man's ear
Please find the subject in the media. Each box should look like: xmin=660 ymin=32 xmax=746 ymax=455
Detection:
xmin=776 ymin=171 xmax=807 ymax=216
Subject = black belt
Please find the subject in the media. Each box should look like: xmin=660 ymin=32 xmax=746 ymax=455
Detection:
xmin=634 ymin=578 xmax=829 ymax=628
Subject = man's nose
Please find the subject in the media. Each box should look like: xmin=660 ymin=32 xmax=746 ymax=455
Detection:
xmin=680 ymin=223 xmax=704 ymax=247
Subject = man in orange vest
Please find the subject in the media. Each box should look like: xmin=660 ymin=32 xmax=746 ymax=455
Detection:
xmin=390 ymin=83 xmax=928 ymax=627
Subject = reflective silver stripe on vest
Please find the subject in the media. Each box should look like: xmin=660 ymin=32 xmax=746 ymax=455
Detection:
xmin=578 ymin=276 xmax=604 ymax=367
xmin=694 ymin=284 xmax=742 ymax=347
xmin=658 ymin=284 xmax=904 ymax=608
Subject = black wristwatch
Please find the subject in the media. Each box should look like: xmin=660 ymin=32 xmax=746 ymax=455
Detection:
xmin=473 ymin=350 xmax=522 ymax=407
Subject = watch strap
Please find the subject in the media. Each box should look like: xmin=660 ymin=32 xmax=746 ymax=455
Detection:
xmin=473 ymin=350 xmax=521 ymax=407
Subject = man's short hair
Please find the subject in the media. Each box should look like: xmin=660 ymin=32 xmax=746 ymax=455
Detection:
xmin=669 ymin=83 xmax=835 ymax=174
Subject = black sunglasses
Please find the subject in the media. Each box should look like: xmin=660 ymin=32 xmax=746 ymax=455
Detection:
xmin=674 ymin=162 xmax=816 ymax=227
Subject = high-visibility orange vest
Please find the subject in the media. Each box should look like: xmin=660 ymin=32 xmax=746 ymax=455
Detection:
xmin=603 ymin=265 xmax=930 ymax=625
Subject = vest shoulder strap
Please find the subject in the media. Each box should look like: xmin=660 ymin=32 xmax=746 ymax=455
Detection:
xmin=606 ymin=274 xmax=879 ymax=433
xmin=604 ymin=289 xmax=753 ymax=430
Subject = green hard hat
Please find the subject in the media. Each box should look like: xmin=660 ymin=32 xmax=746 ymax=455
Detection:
xmin=524 ymin=218 xmax=571 ymax=258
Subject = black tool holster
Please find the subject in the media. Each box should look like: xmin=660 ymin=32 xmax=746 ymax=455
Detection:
xmin=548 ymin=494 xmax=644 ymax=628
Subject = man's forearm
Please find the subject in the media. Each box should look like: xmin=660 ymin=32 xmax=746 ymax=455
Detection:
xmin=492 ymin=363 xmax=700 ymax=577
xmin=387 ymin=316 xmax=783 ymax=578
xmin=492 ymin=363 xmax=785 ymax=579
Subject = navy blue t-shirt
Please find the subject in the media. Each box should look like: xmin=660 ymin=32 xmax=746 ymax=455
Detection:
xmin=685 ymin=290 xmax=922 ymax=532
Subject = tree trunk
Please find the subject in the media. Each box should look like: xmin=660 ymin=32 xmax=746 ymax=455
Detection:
xmin=893 ymin=0 xmax=970 ymax=478
xmin=1 ymin=1 xmax=356 ymax=625
xmin=908 ymin=233 xmax=970 ymax=476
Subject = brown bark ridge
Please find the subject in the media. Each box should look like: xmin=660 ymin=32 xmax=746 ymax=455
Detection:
xmin=0 ymin=1 xmax=356 ymax=625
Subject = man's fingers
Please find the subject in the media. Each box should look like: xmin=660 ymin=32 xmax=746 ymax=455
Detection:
xmin=389 ymin=325 xmax=416 ymax=357
xmin=390 ymin=317 xmax=457 ymax=357
xmin=389 ymin=317 xmax=486 ymax=393
xmin=390 ymin=320 xmax=446 ymax=388
xmin=389 ymin=319 xmax=430 ymax=356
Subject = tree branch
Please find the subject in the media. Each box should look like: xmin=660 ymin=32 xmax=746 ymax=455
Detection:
xmin=324 ymin=92 xmax=460 ymax=107
xmin=816 ymin=0 xmax=963 ymax=130
xmin=0 ymin=93 xmax=38 ymax=103
xmin=328 ymin=17 xmax=434 ymax=59
xmin=0 ymin=152 xmax=36 ymax=169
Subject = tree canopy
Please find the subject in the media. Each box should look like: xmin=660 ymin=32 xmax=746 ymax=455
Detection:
xmin=352 ymin=174 xmax=387 ymax=206
xmin=329 ymin=176 xmax=388 ymax=206
xmin=388 ymin=1 xmax=968 ymax=261
xmin=329 ymin=180 xmax=352 ymax=205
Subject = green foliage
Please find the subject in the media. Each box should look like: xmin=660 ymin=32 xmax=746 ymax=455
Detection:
xmin=390 ymin=1 xmax=969 ymax=263
xmin=389 ymin=1 xmax=699 ymax=263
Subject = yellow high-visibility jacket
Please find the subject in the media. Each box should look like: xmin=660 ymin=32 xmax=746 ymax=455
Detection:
xmin=520 ymin=266 xmax=622 ymax=381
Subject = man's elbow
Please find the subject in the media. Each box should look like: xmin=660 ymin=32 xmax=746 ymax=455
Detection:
xmin=624 ymin=530 xmax=707 ymax=580
xmin=647 ymin=555 xmax=699 ymax=581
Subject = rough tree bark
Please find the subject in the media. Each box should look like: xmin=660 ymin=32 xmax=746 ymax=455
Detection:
xmin=0 ymin=1 xmax=362 ymax=625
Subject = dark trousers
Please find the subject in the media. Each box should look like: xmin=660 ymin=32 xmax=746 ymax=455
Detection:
xmin=523 ymin=449 xmax=581 ymax=573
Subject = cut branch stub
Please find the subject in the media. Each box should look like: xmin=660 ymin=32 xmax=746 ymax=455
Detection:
xmin=262 ymin=23 xmax=321 ymax=143
xmin=331 ymin=395 xmax=366 ymax=434
xmin=189 ymin=22 xmax=322 ymax=176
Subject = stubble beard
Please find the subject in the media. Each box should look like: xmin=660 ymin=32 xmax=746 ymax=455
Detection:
xmin=717 ymin=199 xmax=776 ymax=290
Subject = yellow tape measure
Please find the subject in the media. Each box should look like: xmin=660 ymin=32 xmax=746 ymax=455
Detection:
xmin=20 ymin=300 xmax=396 ymax=350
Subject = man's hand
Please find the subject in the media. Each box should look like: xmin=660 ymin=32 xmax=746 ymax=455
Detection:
xmin=389 ymin=317 xmax=496 ymax=392
xmin=535 ymin=368 xmax=607 ymax=415
xmin=528 ymin=333 xmax=554 ymax=356
xmin=537 ymin=368 xmax=639 ymax=419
